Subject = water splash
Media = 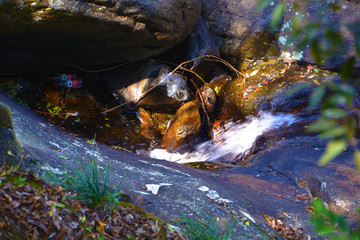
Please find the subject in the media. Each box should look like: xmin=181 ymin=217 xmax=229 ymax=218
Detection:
xmin=148 ymin=112 xmax=297 ymax=164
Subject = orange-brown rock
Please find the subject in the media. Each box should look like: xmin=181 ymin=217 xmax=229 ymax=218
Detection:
xmin=161 ymin=101 xmax=201 ymax=151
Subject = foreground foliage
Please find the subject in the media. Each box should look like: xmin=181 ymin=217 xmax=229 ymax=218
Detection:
xmin=0 ymin=164 xmax=183 ymax=239
xmin=42 ymin=143 xmax=125 ymax=217
xmin=311 ymin=198 xmax=360 ymax=240
xmin=176 ymin=212 xmax=236 ymax=240
xmin=257 ymin=0 xmax=360 ymax=170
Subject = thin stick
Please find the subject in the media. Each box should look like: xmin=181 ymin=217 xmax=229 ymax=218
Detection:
xmin=48 ymin=55 xmax=241 ymax=115
xmin=60 ymin=60 xmax=137 ymax=73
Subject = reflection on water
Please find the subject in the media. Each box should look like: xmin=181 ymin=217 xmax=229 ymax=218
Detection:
xmin=146 ymin=112 xmax=297 ymax=164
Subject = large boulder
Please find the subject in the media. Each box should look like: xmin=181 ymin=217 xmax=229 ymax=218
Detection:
xmin=278 ymin=0 xmax=360 ymax=68
xmin=0 ymin=0 xmax=201 ymax=72
xmin=201 ymin=0 xmax=279 ymax=68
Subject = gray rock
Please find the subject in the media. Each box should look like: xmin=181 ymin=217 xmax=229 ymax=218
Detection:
xmin=0 ymin=0 xmax=201 ymax=72
xmin=187 ymin=16 xmax=219 ymax=67
xmin=245 ymin=145 xmax=360 ymax=226
xmin=201 ymin=0 xmax=279 ymax=68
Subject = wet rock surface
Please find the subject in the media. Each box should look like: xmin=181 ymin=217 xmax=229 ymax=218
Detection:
xmin=197 ymin=84 xmax=217 ymax=114
xmin=161 ymin=100 xmax=202 ymax=151
xmin=0 ymin=0 xmax=201 ymax=72
xmin=2 ymin=91 xmax=359 ymax=239
xmin=247 ymin=145 xmax=360 ymax=225
xmin=218 ymin=62 xmax=340 ymax=120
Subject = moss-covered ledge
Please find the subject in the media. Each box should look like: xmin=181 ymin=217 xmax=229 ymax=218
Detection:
xmin=0 ymin=103 xmax=22 ymax=166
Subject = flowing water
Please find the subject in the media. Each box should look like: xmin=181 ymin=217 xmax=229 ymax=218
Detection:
xmin=8 ymin=74 xmax=300 ymax=166
xmin=147 ymin=112 xmax=298 ymax=164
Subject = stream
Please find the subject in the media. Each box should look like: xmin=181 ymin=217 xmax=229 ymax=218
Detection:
xmin=148 ymin=112 xmax=298 ymax=164
xmin=2 ymin=60 xmax=318 ymax=168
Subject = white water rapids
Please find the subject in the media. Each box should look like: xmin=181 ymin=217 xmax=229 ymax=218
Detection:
xmin=146 ymin=112 xmax=298 ymax=164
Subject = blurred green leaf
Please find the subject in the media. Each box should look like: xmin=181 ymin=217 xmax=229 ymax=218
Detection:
xmin=331 ymin=83 xmax=355 ymax=96
xmin=311 ymin=39 xmax=325 ymax=64
xmin=340 ymin=57 xmax=355 ymax=82
xmin=287 ymin=82 xmax=311 ymax=96
xmin=349 ymin=23 xmax=360 ymax=56
xmin=315 ymin=224 xmax=337 ymax=236
xmin=255 ymin=0 xmax=272 ymax=14
xmin=310 ymin=85 xmax=325 ymax=109
xmin=291 ymin=14 xmax=303 ymax=36
xmin=322 ymin=108 xmax=347 ymax=119
xmin=312 ymin=198 xmax=330 ymax=216
xmin=297 ymin=23 xmax=321 ymax=50
xmin=349 ymin=233 xmax=360 ymax=240
xmin=325 ymin=94 xmax=349 ymax=106
xmin=270 ymin=2 xmax=285 ymax=31
xmin=329 ymin=3 xmax=341 ymax=11
xmin=335 ymin=215 xmax=350 ymax=233
xmin=307 ymin=118 xmax=337 ymax=133
xmin=319 ymin=126 xmax=347 ymax=139
xmin=325 ymin=29 xmax=343 ymax=45
xmin=345 ymin=117 xmax=356 ymax=140
xmin=319 ymin=139 xmax=346 ymax=166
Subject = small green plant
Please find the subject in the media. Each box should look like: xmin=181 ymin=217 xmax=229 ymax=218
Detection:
xmin=176 ymin=212 xmax=236 ymax=240
xmin=310 ymin=198 xmax=360 ymax=240
xmin=46 ymin=102 xmax=64 ymax=117
xmin=43 ymin=141 xmax=126 ymax=216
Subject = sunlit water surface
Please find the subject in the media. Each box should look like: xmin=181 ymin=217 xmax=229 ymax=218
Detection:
xmin=145 ymin=112 xmax=297 ymax=164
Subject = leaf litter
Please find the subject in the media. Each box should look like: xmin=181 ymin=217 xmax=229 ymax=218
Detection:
xmin=0 ymin=164 xmax=185 ymax=240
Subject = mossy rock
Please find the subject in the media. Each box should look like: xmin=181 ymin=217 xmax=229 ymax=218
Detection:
xmin=0 ymin=103 xmax=21 ymax=166
xmin=0 ymin=102 xmax=14 ymax=129
xmin=218 ymin=61 xmax=340 ymax=120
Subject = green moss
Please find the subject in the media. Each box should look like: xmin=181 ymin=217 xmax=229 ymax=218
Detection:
xmin=233 ymin=29 xmax=280 ymax=70
xmin=118 ymin=201 xmax=170 ymax=238
xmin=0 ymin=103 xmax=22 ymax=166
xmin=0 ymin=103 xmax=14 ymax=129
xmin=219 ymin=61 xmax=338 ymax=118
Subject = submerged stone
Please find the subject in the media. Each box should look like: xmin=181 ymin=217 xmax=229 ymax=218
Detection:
xmin=161 ymin=100 xmax=202 ymax=151
xmin=136 ymin=107 xmax=162 ymax=141
xmin=196 ymin=84 xmax=217 ymax=114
